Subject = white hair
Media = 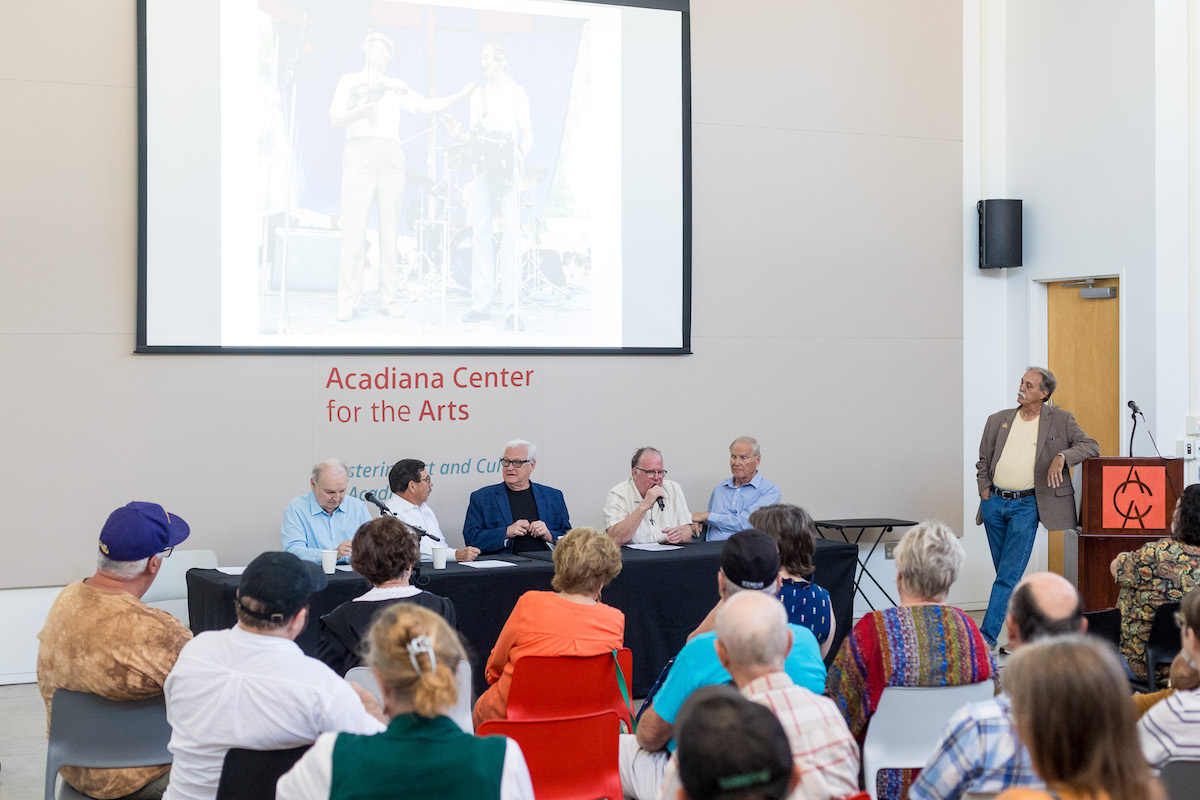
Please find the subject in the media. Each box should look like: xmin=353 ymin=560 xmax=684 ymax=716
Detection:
xmin=96 ymin=554 xmax=150 ymax=579
xmin=894 ymin=520 xmax=965 ymax=601
xmin=504 ymin=439 xmax=537 ymax=462
xmin=730 ymin=436 xmax=761 ymax=456
xmin=312 ymin=459 xmax=350 ymax=484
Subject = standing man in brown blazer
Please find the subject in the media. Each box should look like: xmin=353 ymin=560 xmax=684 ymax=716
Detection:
xmin=975 ymin=367 xmax=1099 ymax=650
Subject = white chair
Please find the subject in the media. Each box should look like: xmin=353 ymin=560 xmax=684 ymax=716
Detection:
xmin=861 ymin=681 xmax=995 ymax=800
xmin=141 ymin=549 xmax=218 ymax=627
xmin=346 ymin=661 xmax=474 ymax=732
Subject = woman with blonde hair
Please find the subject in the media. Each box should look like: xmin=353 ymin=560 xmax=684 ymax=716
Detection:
xmin=278 ymin=604 xmax=534 ymax=799
xmin=473 ymin=527 xmax=625 ymax=727
xmin=997 ymin=635 xmax=1164 ymax=800
xmin=826 ymin=520 xmax=995 ymax=800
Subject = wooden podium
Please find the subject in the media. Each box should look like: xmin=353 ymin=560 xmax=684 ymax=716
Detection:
xmin=1064 ymin=457 xmax=1185 ymax=610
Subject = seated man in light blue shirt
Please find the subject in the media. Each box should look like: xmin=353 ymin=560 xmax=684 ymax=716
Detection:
xmin=693 ymin=437 xmax=781 ymax=542
xmin=281 ymin=459 xmax=372 ymax=564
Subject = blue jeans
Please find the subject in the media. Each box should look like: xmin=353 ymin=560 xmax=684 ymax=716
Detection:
xmin=979 ymin=493 xmax=1040 ymax=644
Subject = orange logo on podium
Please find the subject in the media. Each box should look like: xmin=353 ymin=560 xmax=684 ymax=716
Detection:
xmin=1102 ymin=465 xmax=1167 ymax=529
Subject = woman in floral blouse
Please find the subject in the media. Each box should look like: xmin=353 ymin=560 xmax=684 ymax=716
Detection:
xmin=1112 ymin=483 xmax=1200 ymax=682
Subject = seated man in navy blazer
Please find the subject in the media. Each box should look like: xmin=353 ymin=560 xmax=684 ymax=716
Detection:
xmin=463 ymin=439 xmax=572 ymax=554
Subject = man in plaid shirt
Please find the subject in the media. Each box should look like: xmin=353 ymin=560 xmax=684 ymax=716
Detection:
xmin=910 ymin=572 xmax=1085 ymax=800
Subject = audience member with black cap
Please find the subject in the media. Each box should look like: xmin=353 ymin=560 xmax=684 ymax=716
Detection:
xmin=38 ymin=502 xmax=194 ymax=800
xmin=317 ymin=516 xmax=457 ymax=676
xmin=162 ymin=551 xmax=385 ymax=800
xmin=674 ymin=685 xmax=798 ymax=800
xmin=618 ymin=529 xmax=826 ymax=800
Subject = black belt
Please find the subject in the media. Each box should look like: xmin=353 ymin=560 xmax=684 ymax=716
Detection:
xmin=992 ymin=486 xmax=1035 ymax=499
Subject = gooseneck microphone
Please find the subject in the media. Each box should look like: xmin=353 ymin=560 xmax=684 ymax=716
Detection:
xmin=362 ymin=491 xmax=392 ymax=516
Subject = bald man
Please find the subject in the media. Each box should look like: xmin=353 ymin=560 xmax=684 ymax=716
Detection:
xmin=911 ymin=572 xmax=1085 ymax=800
xmin=281 ymin=459 xmax=372 ymax=564
xmin=659 ymin=592 xmax=859 ymax=800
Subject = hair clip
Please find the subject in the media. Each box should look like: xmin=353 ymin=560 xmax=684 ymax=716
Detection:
xmin=407 ymin=634 xmax=437 ymax=674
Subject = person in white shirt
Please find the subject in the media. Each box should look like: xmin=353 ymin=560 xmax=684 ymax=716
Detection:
xmin=605 ymin=446 xmax=697 ymax=546
xmin=385 ymin=458 xmax=479 ymax=562
xmin=329 ymin=32 xmax=474 ymax=321
xmin=162 ymin=552 xmax=386 ymax=800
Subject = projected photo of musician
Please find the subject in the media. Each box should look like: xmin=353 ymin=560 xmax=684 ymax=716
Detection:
xmin=453 ymin=42 xmax=533 ymax=331
xmin=329 ymin=32 xmax=474 ymax=322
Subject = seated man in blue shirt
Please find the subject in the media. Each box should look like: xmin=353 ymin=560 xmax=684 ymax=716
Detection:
xmin=463 ymin=439 xmax=572 ymax=554
xmin=618 ymin=529 xmax=826 ymax=800
xmin=281 ymin=459 xmax=372 ymax=563
xmin=693 ymin=436 xmax=781 ymax=542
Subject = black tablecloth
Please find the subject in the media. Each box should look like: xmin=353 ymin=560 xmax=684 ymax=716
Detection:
xmin=186 ymin=538 xmax=856 ymax=697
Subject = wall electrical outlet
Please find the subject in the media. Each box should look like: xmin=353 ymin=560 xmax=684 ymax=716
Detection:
xmin=884 ymin=542 xmax=897 ymax=559
xmin=1178 ymin=439 xmax=1196 ymax=461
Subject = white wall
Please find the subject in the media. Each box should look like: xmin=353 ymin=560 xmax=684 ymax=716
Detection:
xmin=963 ymin=0 xmax=1200 ymax=587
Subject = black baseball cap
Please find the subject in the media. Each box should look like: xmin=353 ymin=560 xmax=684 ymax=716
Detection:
xmin=721 ymin=529 xmax=781 ymax=591
xmin=236 ymin=552 xmax=327 ymax=622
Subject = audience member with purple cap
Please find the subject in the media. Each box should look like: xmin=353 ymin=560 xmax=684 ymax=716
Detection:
xmin=37 ymin=501 xmax=194 ymax=800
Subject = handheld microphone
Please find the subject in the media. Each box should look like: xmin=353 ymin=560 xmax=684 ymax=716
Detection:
xmin=362 ymin=491 xmax=391 ymax=515
xmin=657 ymin=497 xmax=665 ymax=512
xmin=1127 ymin=400 xmax=1143 ymax=416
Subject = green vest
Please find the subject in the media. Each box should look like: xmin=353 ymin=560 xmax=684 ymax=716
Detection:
xmin=330 ymin=714 xmax=507 ymax=800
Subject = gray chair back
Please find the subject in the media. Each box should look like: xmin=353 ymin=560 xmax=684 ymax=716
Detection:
xmin=45 ymin=689 xmax=172 ymax=800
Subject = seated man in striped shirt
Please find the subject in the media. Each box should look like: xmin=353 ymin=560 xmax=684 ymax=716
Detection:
xmin=659 ymin=589 xmax=859 ymax=800
xmin=911 ymin=572 xmax=1084 ymax=800
xmin=1139 ymin=586 xmax=1200 ymax=770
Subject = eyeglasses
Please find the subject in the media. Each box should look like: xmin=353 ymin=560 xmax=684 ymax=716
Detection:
xmin=419 ymin=476 xmax=433 ymax=484
xmin=160 ymin=546 xmax=174 ymax=558
xmin=634 ymin=467 xmax=668 ymax=477
xmin=500 ymin=458 xmax=531 ymax=468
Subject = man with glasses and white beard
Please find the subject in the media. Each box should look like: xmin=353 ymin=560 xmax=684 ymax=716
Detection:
xmin=462 ymin=439 xmax=572 ymax=554
xmin=605 ymin=446 xmax=698 ymax=545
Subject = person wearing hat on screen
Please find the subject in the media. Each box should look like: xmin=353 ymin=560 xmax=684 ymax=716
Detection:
xmin=37 ymin=502 xmax=194 ymax=800
xmin=162 ymin=552 xmax=385 ymax=800
xmin=329 ymin=31 xmax=475 ymax=322
xmin=617 ymin=530 xmax=826 ymax=800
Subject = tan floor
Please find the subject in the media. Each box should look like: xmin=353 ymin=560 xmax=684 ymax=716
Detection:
xmin=0 ymin=682 xmax=48 ymax=800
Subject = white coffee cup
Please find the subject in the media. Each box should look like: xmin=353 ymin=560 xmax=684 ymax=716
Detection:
xmin=432 ymin=547 xmax=450 ymax=569
xmin=320 ymin=550 xmax=337 ymax=574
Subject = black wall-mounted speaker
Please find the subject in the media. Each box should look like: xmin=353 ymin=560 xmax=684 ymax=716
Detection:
xmin=977 ymin=199 xmax=1022 ymax=269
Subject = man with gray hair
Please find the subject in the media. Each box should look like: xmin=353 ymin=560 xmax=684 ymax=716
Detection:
xmin=975 ymin=366 xmax=1097 ymax=649
xmin=694 ymin=436 xmax=781 ymax=542
xmin=618 ymin=530 xmax=826 ymax=800
xmin=910 ymin=572 xmax=1087 ymax=800
xmin=38 ymin=502 xmax=194 ymax=799
xmin=281 ymin=459 xmax=372 ymax=564
xmin=660 ymin=591 xmax=859 ymax=800
xmin=463 ymin=439 xmax=571 ymax=554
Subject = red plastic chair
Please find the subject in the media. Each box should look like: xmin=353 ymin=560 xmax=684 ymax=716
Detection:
xmin=477 ymin=711 xmax=622 ymax=800
xmin=505 ymin=648 xmax=635 ymax=731
xmin=834 ymin=793 xmax=870 ymax=800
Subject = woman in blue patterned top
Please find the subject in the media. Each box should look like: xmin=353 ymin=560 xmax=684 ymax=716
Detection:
xmin=751 ymin=503 xmax=835 ymax=658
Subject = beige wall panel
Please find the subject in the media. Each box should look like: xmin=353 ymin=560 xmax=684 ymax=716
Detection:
xmin=691 ymin=0 xmax=962 ymax=141
xmin=0 ymin=334 xmax=313 ymax=587
xmin=691 ymin=124 xmax=963 ymax=341
xmin=0 ymin=0 xmax=136 ymax=87
xmin=0 ymin=80 xmax=137 ymax=335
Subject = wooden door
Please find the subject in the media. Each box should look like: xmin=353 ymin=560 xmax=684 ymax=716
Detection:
xmin=1046 ymin=277 xmax=1120 ymax=573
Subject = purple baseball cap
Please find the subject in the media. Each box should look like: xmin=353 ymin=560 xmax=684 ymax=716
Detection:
xmin=98 ymin=502 xmax=191 ymax=561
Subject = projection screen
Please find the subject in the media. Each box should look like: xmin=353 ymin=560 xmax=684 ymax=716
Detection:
xmin=137 ymin=0 xmax=690 ymax=354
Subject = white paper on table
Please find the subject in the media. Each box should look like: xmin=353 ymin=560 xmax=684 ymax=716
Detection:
xmin=462 ymin=560 xmax=518 ymax=569
xmin=625 ymin=543 xmax=683 ymax=551
xmin=336 ymin=565 xmax=356 ymax=572
xmin=216 ymin=567 xmax=246 ymax=575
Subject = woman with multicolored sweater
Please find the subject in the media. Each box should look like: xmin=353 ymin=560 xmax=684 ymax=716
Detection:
xmin=826 ymin=521 xmax=997 ymax=800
